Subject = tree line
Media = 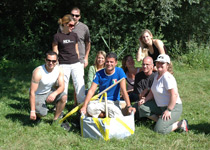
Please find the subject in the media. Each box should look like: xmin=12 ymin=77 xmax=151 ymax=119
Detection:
xmin=1 ymin=0 xmax=209 ymax=62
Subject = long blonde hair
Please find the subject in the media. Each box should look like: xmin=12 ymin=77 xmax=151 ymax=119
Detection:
xmin=139 ymin=29 xmax=153 ymax=48
xmin=94 ymin=51 xmax=106 ymax=69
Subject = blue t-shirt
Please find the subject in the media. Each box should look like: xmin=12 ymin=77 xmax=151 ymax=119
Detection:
xmin=93 ymin=67 xmax=126 ymax=101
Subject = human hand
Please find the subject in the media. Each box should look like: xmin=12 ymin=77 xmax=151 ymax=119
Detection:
xmin=84 ymin=59 xmax=88 ymax=68
xmin=128 ymin=107 xmax=136 ymax=114
xmin=30 ymin=111 xmax=36 ymax=120
xmin=80 ymin=106 xmax=87 ymax=115
xmin=138 ymin=97 xmax=146 ymax=106
xmin=46 ymin=92 xmax=56 ymax=103
xmin=162 ymin=110 xmax=171 ymax=121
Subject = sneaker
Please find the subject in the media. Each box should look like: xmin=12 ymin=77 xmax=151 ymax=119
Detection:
xmin=181 ymin=119 xmax=189 ymax=132
xmin=61 ymin=121 xmax=71 ymax=131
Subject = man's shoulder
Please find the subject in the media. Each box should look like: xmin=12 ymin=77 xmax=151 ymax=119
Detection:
xmin=78 ymin=22 xmax=89 ymax=28
xmin=136 ymin=71 xmax=144 ymax=77
xmin=32 ymin=65 xmax=44 ymax=77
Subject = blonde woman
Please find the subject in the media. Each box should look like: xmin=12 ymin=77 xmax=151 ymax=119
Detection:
xmin=87 ymin=51 xmax=106 ymax=91
xmin=137 ymin=29 xmax=167 ymax=71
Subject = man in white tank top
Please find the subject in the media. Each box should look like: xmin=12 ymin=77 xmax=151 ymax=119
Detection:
xmin=29 ymin=51 xmax=67 ymax=124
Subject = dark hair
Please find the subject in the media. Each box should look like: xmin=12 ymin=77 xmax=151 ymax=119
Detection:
xmin=122 ymin=55 xmax=132 ymax=73
xmin=46 ymin=51 xmax=58 ymax=59
xmin=106 ymin=52 xmax=117 ymax=61
xmin=71 ymin=7 xmax=81 ymax=13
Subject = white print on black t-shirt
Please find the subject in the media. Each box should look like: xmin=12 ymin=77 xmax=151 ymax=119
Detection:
xmin=63 ymin=40 xmax=75 ymax=44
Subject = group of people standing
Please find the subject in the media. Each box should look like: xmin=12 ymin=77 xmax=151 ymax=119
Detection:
xmin=29 ymin=7 xmax=188 ymax=134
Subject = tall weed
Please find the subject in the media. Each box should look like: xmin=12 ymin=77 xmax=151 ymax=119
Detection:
xmin=171 ymin=40 xmax=210 ymax=69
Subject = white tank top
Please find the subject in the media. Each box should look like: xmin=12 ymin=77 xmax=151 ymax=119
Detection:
xmin=35 ymin=65 xmax=59 ymax=95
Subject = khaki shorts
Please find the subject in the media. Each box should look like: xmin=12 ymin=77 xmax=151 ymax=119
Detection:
xmin=35 ymin=90 xmax=66 ymax=117
xmin=87 ymin=100 xmax=123 ymax=118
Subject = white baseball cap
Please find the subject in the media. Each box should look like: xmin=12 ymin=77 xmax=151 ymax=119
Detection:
xmin=155 ymin=54 xmax=170 ymax=63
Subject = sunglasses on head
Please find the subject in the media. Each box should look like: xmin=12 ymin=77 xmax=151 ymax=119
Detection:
xmin=46 ymin=59 xmax=57 ymax=63
xmin=71 ymin=13 xmax=80 ymax=17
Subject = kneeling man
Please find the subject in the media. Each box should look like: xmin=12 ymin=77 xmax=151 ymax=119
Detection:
xmin=29 ymin=51 xmax=67 ymax=122
xmin=80 ymin=52 xmax=136 ymax=118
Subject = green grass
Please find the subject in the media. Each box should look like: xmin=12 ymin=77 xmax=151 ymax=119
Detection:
xmin=0 ymin=60 xmax=210 ymax=150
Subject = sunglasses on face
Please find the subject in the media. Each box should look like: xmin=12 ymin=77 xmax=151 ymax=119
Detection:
xmin=71 ymin=13 xmax=80 ymax=17
xmin=46 ymin=59 xmax=57 ymax=63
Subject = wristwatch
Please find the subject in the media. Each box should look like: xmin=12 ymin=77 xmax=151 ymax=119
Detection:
xmin=167 ymin=108 xmax=172 ymax=112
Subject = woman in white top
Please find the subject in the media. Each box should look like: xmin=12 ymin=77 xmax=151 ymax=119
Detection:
xmin=138 ymin=54 xmax=188 ymax=134
xmin=122 ymin=55 xmax=141 ymax=102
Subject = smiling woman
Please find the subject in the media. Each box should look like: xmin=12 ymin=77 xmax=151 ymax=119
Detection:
xmin=137 ymin=54 xmax=188 ymax=134
xmin=52 ymin=14 xmax=86 ymax=104
xmin=137 ymin=29 xmax=167 ymax=71
xmin=121 ymin=55 xmax=141 ymax=102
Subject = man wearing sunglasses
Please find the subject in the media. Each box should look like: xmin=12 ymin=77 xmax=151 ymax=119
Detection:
xmin=29 ymin=51 xmax=68 ymax=126
xmin=71 ymin=7 xmax=91 ymax=68
xmin=70 ymin=7 xmax=91 ymax=106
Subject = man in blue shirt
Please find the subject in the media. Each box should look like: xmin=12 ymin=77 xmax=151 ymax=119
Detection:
xmin=80 ymin=52 xmax=136 ymax=118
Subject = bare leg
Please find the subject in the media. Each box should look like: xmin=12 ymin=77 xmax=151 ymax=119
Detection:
xmin=54 ymin=95 xmax=67 ymax=120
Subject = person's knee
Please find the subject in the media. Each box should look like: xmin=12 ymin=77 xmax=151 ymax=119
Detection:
xmin=36 ymin=103 xmax=48 ymax=117
xmin=61 ymin=95 xmax=67 ymax=103
xmin=37 ymin=109 xmax=48 ymax=117
xmin=154 ymin=124 xmax=169 ymax=134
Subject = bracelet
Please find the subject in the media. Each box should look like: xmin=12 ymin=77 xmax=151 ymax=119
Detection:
xmin=31 ymin=110 xmax=35 ymax=113
xmin=167 ymin=108 xmax=172 ymax=112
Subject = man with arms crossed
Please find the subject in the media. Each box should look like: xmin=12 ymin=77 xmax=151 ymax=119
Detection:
xmin=80 ymin=53 xmax=135 ymax=118
xmin=29 ymin=51 xmax=67 ymax=123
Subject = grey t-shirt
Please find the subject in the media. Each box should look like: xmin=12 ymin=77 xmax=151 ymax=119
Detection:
xmin=73 ymin=22 xmax=91 ymax=62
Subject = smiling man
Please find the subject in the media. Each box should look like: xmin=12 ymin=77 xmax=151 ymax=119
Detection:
xmin=80 ymin=52 xmax=136 ymax=118
xmin=29 ymin=51 xmax=67 ymax=123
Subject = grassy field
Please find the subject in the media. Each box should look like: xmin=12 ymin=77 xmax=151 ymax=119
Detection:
xmin=0 ymin=60 xmax=209 ymax=150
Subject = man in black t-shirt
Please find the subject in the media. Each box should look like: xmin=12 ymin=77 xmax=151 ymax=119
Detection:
xmin=133 ymin=56 xmax=155 ymax=120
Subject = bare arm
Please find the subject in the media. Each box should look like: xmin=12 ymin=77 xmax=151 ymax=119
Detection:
xmin=80 ymin=82 xmax=98 ymax=114
xmin=52 ymin=43 xmax=59 ymax=54
xmin=136 ymin=41 xmax=145 ymax=62
xmin=84 ymin=42 xmax=91 ymax=68
xmin=120 ymin=79 xmax=136 ymax=114
xmin=75 ymin=43 xmax=80 ymax=59
xmin=162 ymin=88 xmax=178 ymax=120
xmin=138 ymin=90 xmax=154 ymax=106
xmin=29 ymin=68 xmax=41 ymax=120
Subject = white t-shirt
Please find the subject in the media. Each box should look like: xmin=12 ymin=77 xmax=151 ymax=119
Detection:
xmin=151 ymin=71 xmax=182 ymax=107
xmin=35 ymin=65 xmax=59 ymax=95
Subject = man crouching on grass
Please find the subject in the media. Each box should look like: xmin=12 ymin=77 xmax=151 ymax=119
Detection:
xmin=80 ymin=52 xmax=136 ymax=118
xmin=29 ymin=51 xmax=69 ymax=130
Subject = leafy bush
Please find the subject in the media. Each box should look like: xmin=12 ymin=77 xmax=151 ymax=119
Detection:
xmin=176 ymin=40 xmax=210 ymax=69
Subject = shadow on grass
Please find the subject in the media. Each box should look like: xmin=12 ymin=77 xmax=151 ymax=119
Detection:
xmin=8 ymin=96 xmax=29 ymax=111
xmin=189 ymin=123 xmax=210 ymax=135
xmin=5 ymin=113 xmax=36 ymax=127
xmin=135 ymin=117 xmax=155 ymax=130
